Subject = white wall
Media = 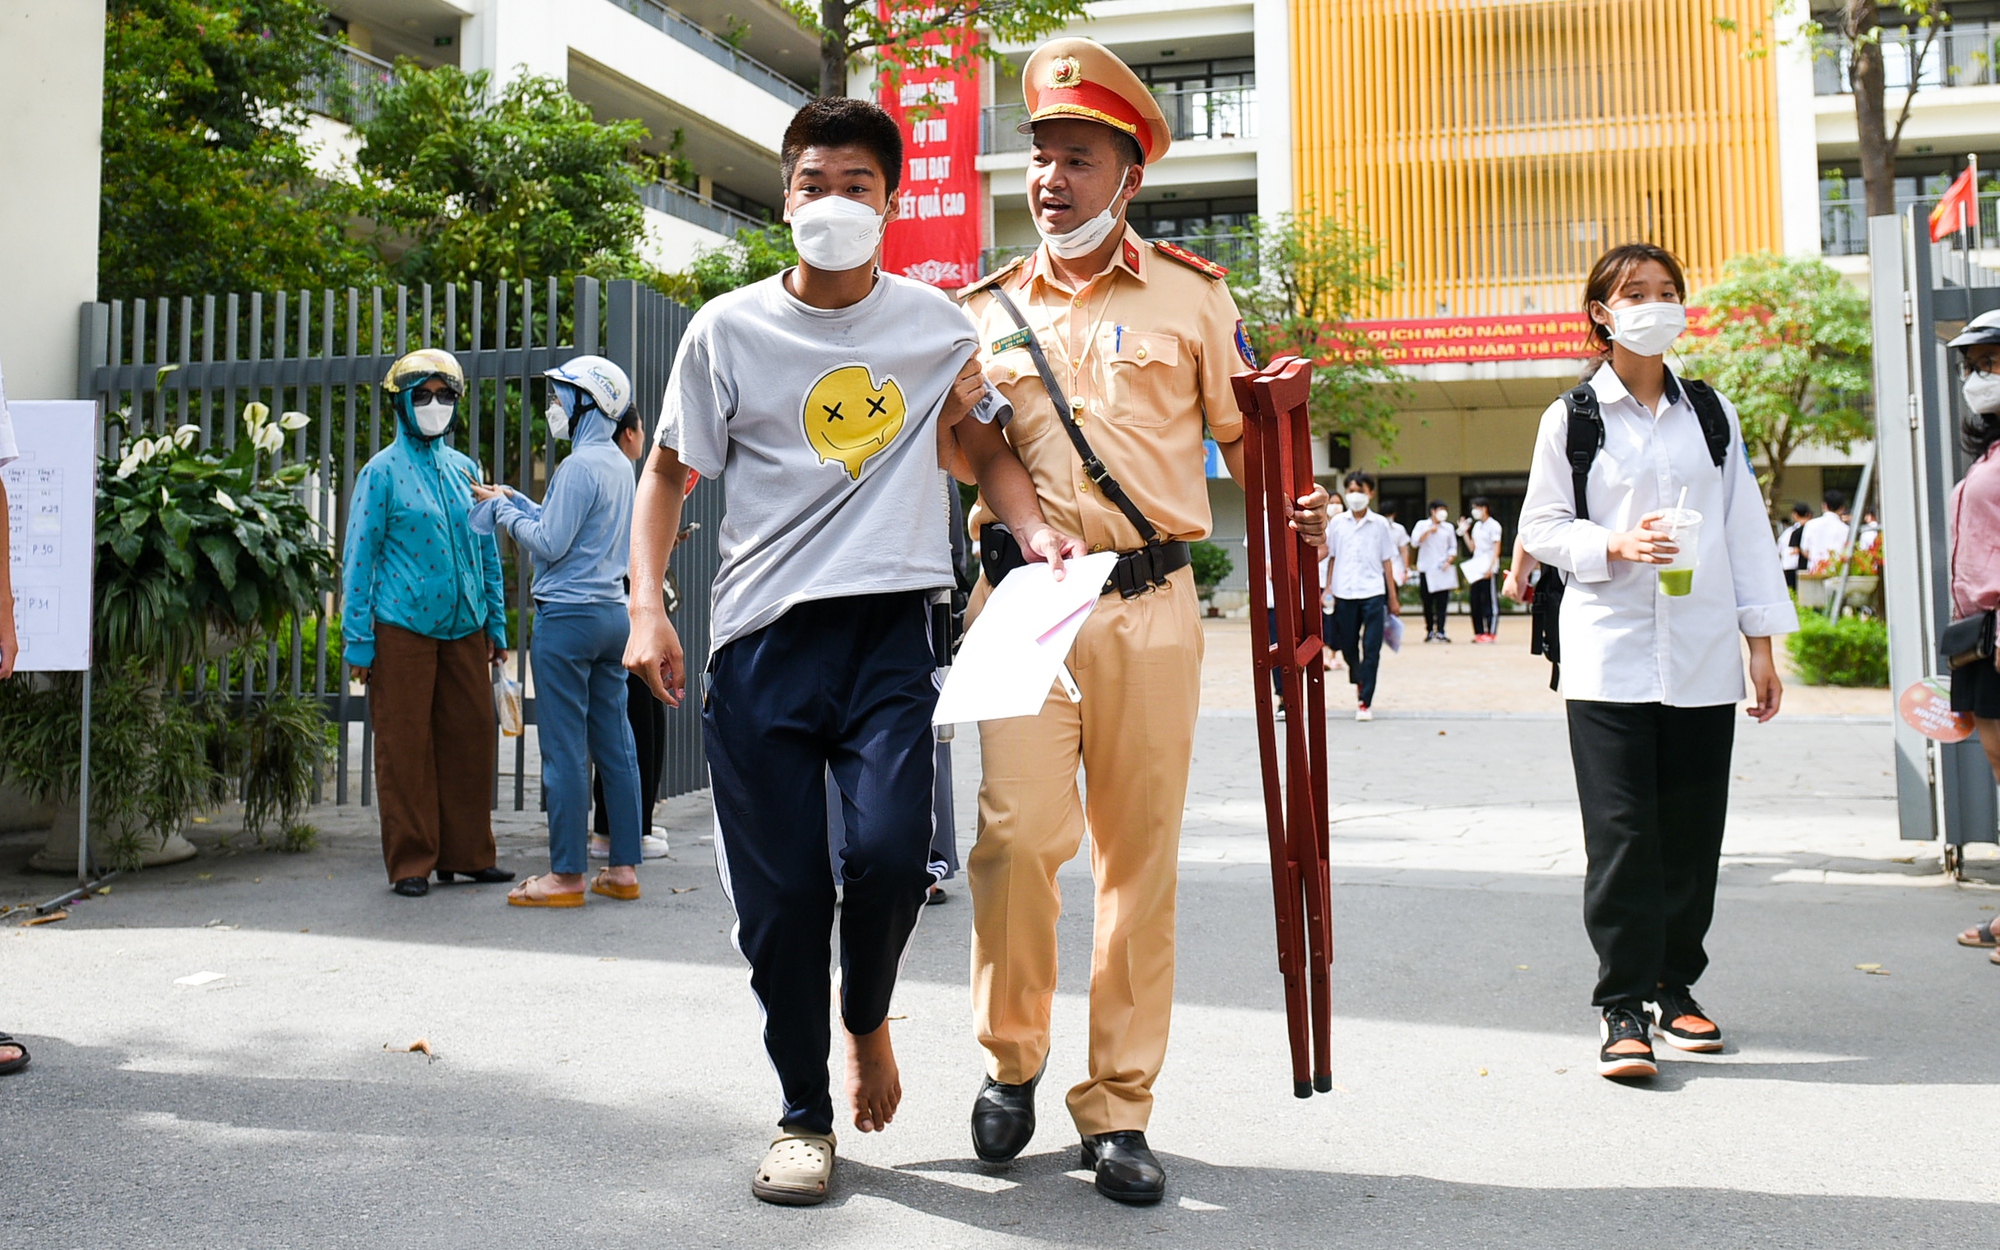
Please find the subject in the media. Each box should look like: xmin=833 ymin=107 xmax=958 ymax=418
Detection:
xmin=0 ymin=1 xmax=105 ymax=400
xmin=1252 ymin=0 xmax=1291 ymax=219
xmin=1770 ymin=5 xmax=1822 ymax=255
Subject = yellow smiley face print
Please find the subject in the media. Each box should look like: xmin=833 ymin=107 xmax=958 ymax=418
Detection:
xmin=803 ymin=364 xmax=907 ymax=480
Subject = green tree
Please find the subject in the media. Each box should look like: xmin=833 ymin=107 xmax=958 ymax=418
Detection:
xmin=791 ymin=0 xmax=1086 ymax=100
xmin=657 ymin=224 xmax=800 ymax=307
xmin=1680 ymin=252 xmax=1872 ymax=513
xmin=100 ymin=0 xmax=381 ymax=300
xmin=353 ymin=65 xmax=652 ymax=287
xmin=1217 ymin=209 xmax=1409 ymax=449
xmin=1716 ymin=0 xmax=1952 ymax=217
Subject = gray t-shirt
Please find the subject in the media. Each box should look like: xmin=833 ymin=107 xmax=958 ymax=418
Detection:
xmin=656 ymin=270 xmax=990 ymax=657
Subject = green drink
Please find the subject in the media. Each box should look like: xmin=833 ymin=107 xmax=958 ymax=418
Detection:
xmin=1658 ymin=568 xmax=1694 ymax=596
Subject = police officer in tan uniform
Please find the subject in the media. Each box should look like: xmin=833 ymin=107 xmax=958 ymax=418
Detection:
xmin=955 ymin=37 xmax=1330 ymax=1205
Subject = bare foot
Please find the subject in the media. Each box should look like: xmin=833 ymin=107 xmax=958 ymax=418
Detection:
xmin=598 ymin=864 xmax=637 ymax=888
xmin=508 ymin=873 xmax=585 ymax=903
xmin=0 ymin=1044 xmax=21 ymax=1067
xmin=845 ymin=1020 xmax=902 ymax=1133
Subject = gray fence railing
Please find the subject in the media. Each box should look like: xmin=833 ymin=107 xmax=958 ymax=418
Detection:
xmin=308 ymin=40 xmax=398 ymax=125
xmin=981 ymin=84 xmax=1258 ymax=155
xmin=78 ymin=277 xmax=713 ymax=812
xmin=642 ymin=180 xmax=769 ymax=237
xmin=604 ymin=0 xmax=814 ymax=108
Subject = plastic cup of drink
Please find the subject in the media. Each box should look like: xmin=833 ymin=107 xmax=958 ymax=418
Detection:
xmin=1654 ymin=507 xmax=1702 ymax=596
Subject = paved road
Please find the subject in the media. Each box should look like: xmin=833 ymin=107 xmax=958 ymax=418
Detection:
xmin=4 ymin=712 xmax=1998 ymax=1248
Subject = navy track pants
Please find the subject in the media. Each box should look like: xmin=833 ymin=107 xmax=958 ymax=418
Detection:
xmin=704 ymin=590 xmax=945 ymax=1136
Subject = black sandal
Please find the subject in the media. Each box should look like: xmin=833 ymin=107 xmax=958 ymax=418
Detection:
xmin=0 ymin=1033 xmax=30 ymax=1076
xmin=437 ymin=868 xmax=515 ymax=884
xmin=1959 ymin=918 xmax=2000 ymax=948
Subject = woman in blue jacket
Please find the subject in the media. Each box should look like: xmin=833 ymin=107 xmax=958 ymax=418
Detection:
xmin=470 ymin=356 xmax=646 ymax=907
xmin=343 ymin=349 xmax=513 ymax=897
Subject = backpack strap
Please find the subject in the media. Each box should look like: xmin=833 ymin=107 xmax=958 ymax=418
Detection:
xmin=1681 ymin=378 xmax=1731 ymax=470
xmin=1562 ymin=386 xmax=1603 ymax=524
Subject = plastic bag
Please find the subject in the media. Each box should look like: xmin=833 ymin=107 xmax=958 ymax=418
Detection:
xmin=493 ymin=665 xmax=523 ymax=737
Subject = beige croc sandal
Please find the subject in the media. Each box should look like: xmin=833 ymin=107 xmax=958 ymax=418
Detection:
xmin=751 ymin=1130 xmax=836 ymax=1206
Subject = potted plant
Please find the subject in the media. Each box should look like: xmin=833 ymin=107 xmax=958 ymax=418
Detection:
xmin=1190 ymin=539 xmax=1234 ymax=618
xmin=0 ymin=403 xmax=338 ymax=872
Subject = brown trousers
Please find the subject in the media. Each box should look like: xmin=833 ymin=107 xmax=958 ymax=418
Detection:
xmin=370 ymin=623 xmax=498 ymax=882
xmin=969 ymin=566 xmax=1203 ymax=1136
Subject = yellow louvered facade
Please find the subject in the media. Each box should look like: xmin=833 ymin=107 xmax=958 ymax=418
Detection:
xmin=1292 ymin=0 xmax=1785 ymax=319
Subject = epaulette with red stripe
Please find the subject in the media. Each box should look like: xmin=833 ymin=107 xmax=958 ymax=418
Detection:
xmin=1150 ymin=239 xmax=1227 ymax=279
xmin=957 ymin=255 xmax=1026 ymax=302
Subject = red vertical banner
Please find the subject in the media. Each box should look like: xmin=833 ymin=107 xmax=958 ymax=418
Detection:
xmin=878 ymin=43 xmax=981 ymax=289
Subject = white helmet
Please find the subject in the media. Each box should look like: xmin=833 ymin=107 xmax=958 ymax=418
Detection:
xmin=1949 ymin=309 xmax=2000 ymax=352
xmin=544 ymin=355 xmax=633 ymax=421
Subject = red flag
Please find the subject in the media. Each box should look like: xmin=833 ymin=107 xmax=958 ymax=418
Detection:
xmin=1930 ymin=166 xmax=1978 ymax=242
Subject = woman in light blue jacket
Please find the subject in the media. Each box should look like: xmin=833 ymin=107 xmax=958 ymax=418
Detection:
xmin=471 ymin=356 xmax=646 ymax=907
xmin=343 ymin=349 xmax=512 ymax=898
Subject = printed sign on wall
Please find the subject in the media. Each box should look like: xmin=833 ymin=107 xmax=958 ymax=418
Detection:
xmin=878 ymin=43 xmax=981 ymax=289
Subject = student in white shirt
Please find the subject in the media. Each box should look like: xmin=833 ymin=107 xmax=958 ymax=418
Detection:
xmin=1519 ymin=242 xmax=1796 ymax=1082
xmin=1457 ymin=499 xmax=1503 ymax=641
xmin=1777 ymin=501 xmax=1812 ymax=591
xmin=1323 ymin=470 xmax=1401 ymax=720
xmin=1408 ymin=500 xmax=1459 ymax=641
xmin=1799 ymin=489 xmax=1850 ymax=571
xmin=1381 ymin=500 xmax=1411 ymax=588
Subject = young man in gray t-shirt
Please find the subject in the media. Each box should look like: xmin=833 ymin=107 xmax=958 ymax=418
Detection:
xmin=625 ymin=98 xmax=1082 ymax=1207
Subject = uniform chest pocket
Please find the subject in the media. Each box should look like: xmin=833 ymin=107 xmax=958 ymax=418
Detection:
xmin=1100 ymin=330 xmax=1184 ymax=428
xmin=985 ymin=346 xmax=1055 ymax=444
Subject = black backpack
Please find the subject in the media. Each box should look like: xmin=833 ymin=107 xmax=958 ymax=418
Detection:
xmin=1529 ymin=378 xmax=1733 ymax=690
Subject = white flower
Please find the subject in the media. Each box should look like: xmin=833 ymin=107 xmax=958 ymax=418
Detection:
xmin=114 ymin=456 xmax=139 ymax=480
xmin=161 ymin=487 xmax=170 ymax=507
xmin=280 ymin=411 xmax=310 ymax=431
xmin=243 ymin=401 xmax=269 ymax=428
xmin=214 ymin=489 xmax=240 ymax=514
xmin=174 ymin=423 xmax=199 ymax=449
xmin=255 ymin=424 xmax=285 ymax=454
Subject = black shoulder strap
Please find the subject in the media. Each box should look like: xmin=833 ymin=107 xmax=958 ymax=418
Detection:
xmin=1681 ymin=378 xmax=1731 ymax=469
xmin=989 ymin=286 xmax=1162 ymax=547
xmin=1562 ymin=386 xmax=1602 ymax=524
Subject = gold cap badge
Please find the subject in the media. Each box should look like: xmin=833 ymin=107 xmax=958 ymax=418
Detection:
xmin=1049 ymin=55 xmax=1082 ymax=88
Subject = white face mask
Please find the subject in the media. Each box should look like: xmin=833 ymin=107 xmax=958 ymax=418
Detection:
xmin=1035 ymin=169 xmax=1134 ymax=259
xmin=1345 ymin=492 xmax=1369 ymax=514
xmin=411 ymin=397 xmax=454 ymax=437
xmin=1599 ymin=301 xmax=1687 ymax=357
xmin=1474 ymin=508 xmax=1489 ymax=521
xmin=547 ymin=395 xmax=571 ymax=442
xmin=1432 ymin=509 xmax=1448 ymax=523
xmin=787 ymin=195 xmax=885 ymax=272
xmin=1965 ymin=371 xmax=2000 ymax=416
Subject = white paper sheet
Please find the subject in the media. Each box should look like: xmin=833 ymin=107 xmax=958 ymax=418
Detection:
xmin=932 ymin=551 xmax=1120 ymax=725
xmin=1383 ymin=612 xmax=1405 ymax=653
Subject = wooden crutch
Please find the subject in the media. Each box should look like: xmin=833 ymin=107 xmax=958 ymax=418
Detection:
xmin=1231 ymin=355 xmax=1335 ymax=1099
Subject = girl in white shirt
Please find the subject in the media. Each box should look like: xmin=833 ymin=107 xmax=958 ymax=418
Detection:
xmin=1519 ymin=243 xmax=1797 ymax=1082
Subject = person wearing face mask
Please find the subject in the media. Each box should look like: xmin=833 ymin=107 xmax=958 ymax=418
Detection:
xmin=623 ymin=97 xmax=1083 ymax=1207
xmin=953 ymin=38 xmax=1331 ymax=1205
xmin=1519 ymin=242 xmax=1796 ymax=1081
xmin=467 ymin=355 xmax=647 ymax=908
xmin=342 ymin=349 xmax=513 ymax=898
xmin=1457 ymin=498 xmax=1504 ymax=641
xmin=1941 ymin=312 xmax=2000 ymax=960
xmin=1322 ymin=470 xmax=1402 ymax=720
xmin=1409 ymin=500 xmax=1460 ymax=641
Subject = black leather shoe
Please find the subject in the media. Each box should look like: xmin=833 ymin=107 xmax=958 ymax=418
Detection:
xmin=970 ymin=1065 xmax=1042 ymax=1163
xmin=1080 ymin=1131 xmax=1165 ymax=1204
xmin=392 ymin=877 xmax=429 ymax=897
xmin=437 ymin=867 xmax=515 ymax=884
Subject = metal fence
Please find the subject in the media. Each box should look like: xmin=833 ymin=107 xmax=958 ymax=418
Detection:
xmin=308 ymin=40 xmax=398 ymax=126
xmin=604 ymin=0 xmax=814 ymax=107
xmin=1823 ymin=191 xmax=2000 ymax=256
xmin=1813 ymin=22 xmax=2000 ymax=95
xmin=78 ymin=277 xmax=714 ymax=811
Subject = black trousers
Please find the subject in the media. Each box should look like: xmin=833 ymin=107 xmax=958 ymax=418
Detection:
xmin=1567 ymin=700 xmax=1736 ymax=1008
xmin=1327 ymin=594 xmax=1387 ymax=706
xmin=1469 ymin=576 xmax=1498 ymax=636
xmin=594 ymin=672 xmax=666 ymax=835
xmin=1421 ymin=587 xmax=1452 ymax=636
xmin=705 ymin=592 xmax=943 ymax=1135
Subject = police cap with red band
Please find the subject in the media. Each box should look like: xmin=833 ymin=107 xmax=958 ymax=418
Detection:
xmin=1017 ymin=38 xmax=1172 ymax=165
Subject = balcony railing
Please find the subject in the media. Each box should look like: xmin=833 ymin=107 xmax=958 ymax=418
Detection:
xmin=981 ymin=84 xmax=1257 ymax=155
xmin=643 ymin=179 xmax=770 ymax=237
xmin=979 ymin=230 xmax=1255 ymax=276
xmin=1813 ymin=22 xmax=2000 ymax=95
xmin=605 ymin=0 xmax=813 ymax=108
xmin=308 ymin=40 xmax=397 ymax=125
xmin=1821 ymin=190 xmax=2000 ymax=255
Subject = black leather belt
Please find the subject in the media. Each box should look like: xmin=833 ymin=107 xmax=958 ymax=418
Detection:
xmin=981 ymin=529 xmax=1190 ymax=600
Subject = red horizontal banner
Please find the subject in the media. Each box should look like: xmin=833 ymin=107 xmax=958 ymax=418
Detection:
xmin=1345 ymin=314 xmax=1596 ymax=364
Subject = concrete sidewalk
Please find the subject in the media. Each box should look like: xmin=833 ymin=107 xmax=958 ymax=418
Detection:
xmin=5 ymin=697 xmax=1998 ymax=1247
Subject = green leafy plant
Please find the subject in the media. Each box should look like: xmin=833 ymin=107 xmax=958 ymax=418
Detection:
xmin=1218 ymin=207 xmax=1411 ymax=449
xmin=1681 ymin=252 xmax=1872 ymax=516
xmin=789 ymin=0 xmax=1086 ymax=101
xmin=1189 ymin=539 xmax=1234 ymax=598
xmin=658 ymin=224 xmax=799 ymax=307
xmin=100 ymin=403 xmax=337 ymax=674
xmin=1786 ymin=612 xmax=1890 ymax=687
xmin=193 ymin=690 xmax=334 ymax=851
